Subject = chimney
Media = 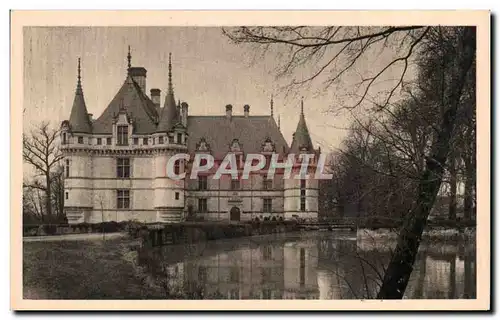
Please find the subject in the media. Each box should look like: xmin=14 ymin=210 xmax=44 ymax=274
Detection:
xmin=181 ymin=102 xmax=189 ymax=127
xmin=150 ymin=88 xmax=161 ymax=105
xmin=226 ymin=104 xmax=233 ymax=119
xmin=244 ymin=104 xmax=250 ymax=117
xmin=129 ymin=67 xmax=147 ymax=92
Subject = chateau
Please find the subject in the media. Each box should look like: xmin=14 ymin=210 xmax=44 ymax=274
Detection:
xmin=61 ymin=49 xmax=320 ymax=224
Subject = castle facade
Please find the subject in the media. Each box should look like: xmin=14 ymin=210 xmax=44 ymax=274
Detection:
xmin=61 ymin=50 xmax=320 ymax=224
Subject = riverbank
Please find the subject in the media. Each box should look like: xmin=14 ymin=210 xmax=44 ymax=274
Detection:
xmin=137 ymin=220 xmax=301 ymax=248
xmin=23 ymin=237 xmax=171 ymax=299
xmin=356 ymin=227 xmax=476 ymax=252
xmin=23 ymin=232 xmax=126 ymax=242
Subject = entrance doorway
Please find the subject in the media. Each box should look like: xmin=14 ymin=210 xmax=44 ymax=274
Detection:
xmin=230 ymin=206 xmax=241 ymax=221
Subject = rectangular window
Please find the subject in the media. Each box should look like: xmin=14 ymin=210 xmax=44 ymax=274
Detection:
xmin=263 ymin=198 xmax=272 ymax=212
xmin=198 ymin=198 xmax=207 ymax=213
xmin=133 ymin=137 xmax=139 ymax=145
xmin=78 ymin=136 xmax=83 ymax=144
xmin=97 ymin=138 xmax=102 ymax=145
xmin=62 ymin=133 xmax=67 ymax=144
xmin=235 ymin=155 xmax=242 ymax=168
xmin=106 ymin=137 xmax=112 ymax=145
xmin=300 ymin=179 xmax=306 ymax=189
xmin=300 ymin=179 xmax=306 ymax=211
xmin=231 ymin=179 xmax=240 ymax=190
xmin=117 ymin=125 xmax=129 ymax=146
xmin=159 ymin=136 xmax=164 ymax=144
xmin=174 ymin=160 xmax=181 ymax=175
xmin=263 ymin=179 xmax=272 ymax=190
xmin=265 ymin=155 xmax=271 ymax=167
xmin=177 ymin=133 xmax=182 ymax=144
xmin=117 ymin=158 xmax=131 ymax=178
xmin=175 ymin=192 xmax=179 ymax=200
xmin=65 ymin=192 xmax=68 ymax=200
xmin=117 ymin=189 xmax=130 ymax=209
xmin=143 ymin=138 xmax=148 ymax=145
xmin=65 ymin=159 xmax=70 ymax=178
xmin=198 ymin=176 xmax=208 ymax=190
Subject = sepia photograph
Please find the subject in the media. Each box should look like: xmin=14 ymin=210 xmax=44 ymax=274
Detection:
xmin=11 ymin=11 xmax=490 ymax=311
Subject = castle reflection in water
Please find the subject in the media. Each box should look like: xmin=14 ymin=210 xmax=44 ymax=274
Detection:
xmin=141 ymin=232 xmax=476 ymax=299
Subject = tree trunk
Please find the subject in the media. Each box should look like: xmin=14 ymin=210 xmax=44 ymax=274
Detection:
xmin=463 ymin=121 xmax=476 ymax=221
xmin=45 ymin=172 xmax=52 ymax=220
xmin=463 ymin=158 xmax=474 ymax=221
xmin=377 ymin=27 xmax=476 ymax=299
xmin=448 ymin=151 xmax=457 ymax=220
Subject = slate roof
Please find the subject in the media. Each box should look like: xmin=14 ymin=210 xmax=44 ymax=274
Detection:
xmin=289 ymin=107 xmax=314 ymax=153
xmin=92 ymin=76 xmax=159 ymax=134
xmin=68 ymin=59 xmax=92 ymax=133
xmin=187 ymin=115 xmax=289 ymax=159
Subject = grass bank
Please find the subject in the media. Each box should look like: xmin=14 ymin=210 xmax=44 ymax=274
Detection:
xmin=23 ymin=237 xmax=169 ymax=299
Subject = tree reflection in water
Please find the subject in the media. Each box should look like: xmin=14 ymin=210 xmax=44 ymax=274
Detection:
xmin=137 ymin=231 xmax=476 ymax=299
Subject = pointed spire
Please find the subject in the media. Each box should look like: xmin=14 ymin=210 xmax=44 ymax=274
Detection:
xmin=290 ymin=98 xmax=313 ymax=153
xmin=168 ymin=52 xmax=174 ymax=95
xmin=76 ymin=58 xmax=82 ymax=94
xmin=157 ymin=52 xmax=178 ymax=132
xmin=69 ymin=58 xmax=91 ymax=133
xmin=127 ymin=45 xmax=132 ymax=71
xmin=270 ymin=94 xmax=274 ymax=117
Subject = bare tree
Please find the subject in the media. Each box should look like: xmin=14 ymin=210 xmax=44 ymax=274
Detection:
xmin=223 ymin=26 xmax=476 ymax=299
xmin=23 ymin=122 xmax=64 ymax=220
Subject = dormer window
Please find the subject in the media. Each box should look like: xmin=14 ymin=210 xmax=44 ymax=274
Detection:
xmin=78 ymin=136 xmax=83 ymax=144
xmin=62 ymin=133 xmax=67 ymax=145
xmin=159 ymin=136 xmax=164 ymax=144
xmin=143 ymin=138 xmax=148 ymax=145
xmin=117 ymin=125 xmax=129 ymax=146
xmin=177 ymin=133 xmax=182 ymax=144
xmin=97 ymin=138 xmax=102 ymax=145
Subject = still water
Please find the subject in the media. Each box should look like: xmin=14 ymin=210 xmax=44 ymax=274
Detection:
xmin=139 ymin=231 xmax=476 ymax=299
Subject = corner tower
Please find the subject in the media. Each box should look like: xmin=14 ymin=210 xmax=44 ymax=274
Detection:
xmin=153 ymin=53 xmax=188 ymax=222
xmin=284 ymin=99 xmax=319 ymax=222
xmin=60 ymin=58 xmax=94 ymax=224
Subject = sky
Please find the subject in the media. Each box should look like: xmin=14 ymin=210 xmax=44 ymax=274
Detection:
xmin=23 ymin=26 xmax=408 ymax=154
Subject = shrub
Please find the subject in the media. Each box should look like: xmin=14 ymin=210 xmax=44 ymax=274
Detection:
xmin=42 ymin=224 xmax=57 ymax=235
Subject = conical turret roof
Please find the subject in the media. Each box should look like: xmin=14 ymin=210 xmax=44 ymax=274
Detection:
xmin=157 ymin=53 xmax=179 ymax=132
xmin=68 ymin=58 xmax=92 ymax=133
xmin=290 ymin=99 xmax=314 ymax=153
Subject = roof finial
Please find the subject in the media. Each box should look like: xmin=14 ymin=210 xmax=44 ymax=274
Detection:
xmin=127 ymin=45 xmax=132 ymax=70
xmin=76 ymin=58 xmax=82 ymax=94
xmin=300 ymin=96 xmax=304 ymax=115
xmin=168 ymin=52 xmax=174 ymax=95
xmin=270 ymin=94 xmax=274 ymax=117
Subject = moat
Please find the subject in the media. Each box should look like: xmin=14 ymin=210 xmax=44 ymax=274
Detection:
xmin=138 ymin=230 xmax=476 ymax=299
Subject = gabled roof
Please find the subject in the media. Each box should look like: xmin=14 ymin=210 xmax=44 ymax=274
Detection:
xmin=289 ymin=101 xmax=314 ymax=153
xmin=92 ymin=75 xmax=159 ymax=134
xmin=187 ymin=115 xmax=289 ymax=159
xmin=68 ymin=58 xmax=92 ymax=133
